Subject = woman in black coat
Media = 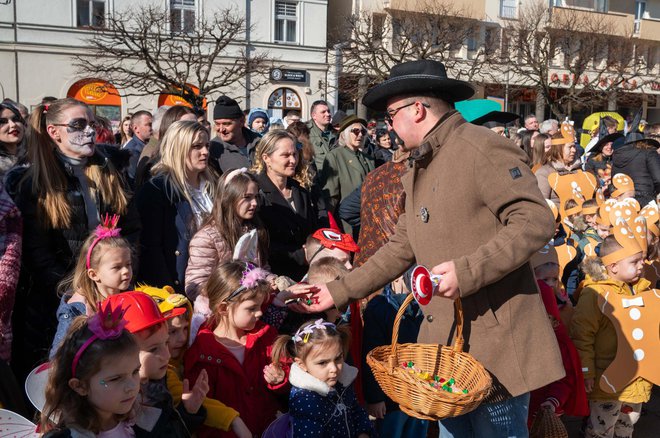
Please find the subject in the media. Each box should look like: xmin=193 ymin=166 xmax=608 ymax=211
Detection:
xmin=252 ymin=130 xmax=318 ymax=280
xmin=8 ymin=98 xmax=138 ymax=379
xmin=611 ymin=135 xmax=660 ymax=206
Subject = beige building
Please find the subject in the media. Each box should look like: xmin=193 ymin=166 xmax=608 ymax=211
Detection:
xmin=0 ymin=0 xmax=332 ymax=129
xmin=330 ymin=0 xmax=660 ymax=123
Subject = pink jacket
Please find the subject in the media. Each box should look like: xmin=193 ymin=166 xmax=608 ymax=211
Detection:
xmin=185 ymin=224 xmax=233 ymax=300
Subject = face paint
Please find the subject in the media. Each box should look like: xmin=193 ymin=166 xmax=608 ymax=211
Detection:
xmin=65 ymin=123 xmax=95 ymax=157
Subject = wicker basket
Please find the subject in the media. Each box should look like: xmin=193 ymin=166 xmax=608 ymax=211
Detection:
xmin=366 ymin=294 xmax=492 ymax=420
xmin=530 ymin=407 xmax=568 ymax=438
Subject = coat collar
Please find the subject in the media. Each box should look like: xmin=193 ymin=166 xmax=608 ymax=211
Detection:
xmin=289 ymin=362 xmax=358 ymax=396
xmin=255 ymin=171 xmax=306 ymax=213
xmin=408 ymin=110 xmax=463 ymax=166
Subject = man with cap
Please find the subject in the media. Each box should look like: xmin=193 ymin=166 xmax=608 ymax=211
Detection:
xmin=307 ymin=100 xmax=336 ymax=170
xmin=209 ymin=95 xmax=261 ymax=173
xmin=303 ymin=59 xmax=564 ymax=436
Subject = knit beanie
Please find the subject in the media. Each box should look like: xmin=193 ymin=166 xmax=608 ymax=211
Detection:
xmin=248 ymin=109 xmax=269 ymax=127
xmin=213 ymin=95 xmax=243 ymax=120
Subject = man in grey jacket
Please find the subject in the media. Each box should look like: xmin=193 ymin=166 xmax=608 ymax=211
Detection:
xmin=209 ymin=95 xmax=260 ymax=174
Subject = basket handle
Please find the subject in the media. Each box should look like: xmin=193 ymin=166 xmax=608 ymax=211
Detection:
xmin=387 ymin=294 xmax=465 ymax=370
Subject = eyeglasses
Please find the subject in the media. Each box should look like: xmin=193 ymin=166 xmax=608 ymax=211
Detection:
xmin=52 ymin=118 xmax=99 ymax=132
xmin=350 ymin=128 xmax=367 ymax=136
xmin=384 ymin=101 xmax=430 ymax=125
xmin=0 ymin=116 xmax=23 ymax=125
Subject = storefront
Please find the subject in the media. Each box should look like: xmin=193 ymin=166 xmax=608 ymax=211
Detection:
xmin=267 ymin=87 xmax=302 ymax=119
xmin=67 ymin=79 xmax=121 ymax=125
xmin=158 ymin=84 xmax=207 ymax=110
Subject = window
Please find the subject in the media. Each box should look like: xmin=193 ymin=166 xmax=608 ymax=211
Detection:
xmin=594 ymin=0 xmax=608 ymax=12
xmin=77 ymin=0 xmax=105 ymax=28
xmin=500 ymin=0 xmax=516 ymax=19
xmin=467 ymin=28 xmax=478 ymax=52
xmin=635 ymin=1 xmax=646 ymax=19
xmin=171 ymin=0 xmax=196 ymax=34
xmin=274 ymin=1 xmax=297 ymax=43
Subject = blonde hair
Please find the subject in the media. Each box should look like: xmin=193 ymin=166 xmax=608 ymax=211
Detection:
xmin=251 ymin=129 xmax=297 ymax=174
xmin=338 ymin=122 xmax=367 ymax=149
xmin=22 ymin=98 xmax=129 ymax=229
xmin=205 ymin=261 xmax=271 ymax=328
xmin=151 ymin=120 xmax=215 ymax=206
xmin=58 ymin=231 xmax=132 ymax=313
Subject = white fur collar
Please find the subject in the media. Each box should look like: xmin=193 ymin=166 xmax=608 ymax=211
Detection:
xmin=289 ymin=362 xmax=358 ymax=396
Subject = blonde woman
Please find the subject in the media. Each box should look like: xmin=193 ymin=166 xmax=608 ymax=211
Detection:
xmin=251 ymin=129 xmax=318 ymax=279
xmin=136 ymin=120 xmax=215 ymax=292
xmin=9 ymin=97 xmax=137 ymax=379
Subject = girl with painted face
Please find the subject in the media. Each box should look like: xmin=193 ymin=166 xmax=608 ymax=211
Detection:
xmin=0 ymin=102 xmax=25 ymax=177
xmin=8 ymin=98 xmax=138 ymax=383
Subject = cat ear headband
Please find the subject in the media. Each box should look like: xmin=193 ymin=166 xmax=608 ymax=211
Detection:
xmin=71 ymin=301 xmax=127 ymax=377
xmin=86 ymin=214 xmax=122 ymax=269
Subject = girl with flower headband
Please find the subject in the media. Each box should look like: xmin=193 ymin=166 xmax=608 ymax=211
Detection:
xmin=270 ymin=319 xmax=373 ymax=437
xmin=41 ymin=302 xmax=141 ymax=437
xmin=50 ymin=215 xmax=132 ymax=358
xmin=184 ymin=261 xmax=291 ymax=438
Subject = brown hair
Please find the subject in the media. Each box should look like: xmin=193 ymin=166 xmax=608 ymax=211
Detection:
xmin=22 ymin=98 xmax=129 ymax=229
xmin=205 ymin=261 xmax=272 ymax=328
xmin=307 ymin=257 xmax=348 ymax=284
xmin=287 ymin=122 xmax=315 ymax=189
xmin=201 ymin=171 xmax=269 ymax=264
xmin=271 ymin=319 xmax=351 ymax=368
xmin=159 ymin=106 xmax=196 ymax=140
xmin=120 ymin=115 xmax=132 ymax=144
xmin=58 ymin=231 xmax=133 ymax=313
xmin=531 ymin=133 xmax=549 ymax=167
xmin=42 ymin=316 xmax=139 ymax=433
xmin=599 ymin=235 xmax=624 ymax=260
xmin=544 ymin=132 xmax=570 ymax=164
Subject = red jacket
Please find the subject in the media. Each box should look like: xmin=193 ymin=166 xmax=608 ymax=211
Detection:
xmin=184 ymin=321 xmax=288 ymax=437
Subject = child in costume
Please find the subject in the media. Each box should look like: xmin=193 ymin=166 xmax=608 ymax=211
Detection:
xmin=50 ymin=215 xmax=132 ymax=357
xmin=571 ymin=204 xmax=653 ymax=438
xmin=103 ymin=291 xmax=208 ymax=437
xmin=528 ymin=245 xmax=588 ymax=427
xmin=41 ymin=301 xmax=141 ymax=437
xmin=184 ymin=261 xmax=289 ymax=438
xmin=361 ymin=268 xmax=428 ymax=437
xmin=185 ymin=169 xmax=269 ymax=301
xmin=271 ymin=319 xmax=373 ymax=437
xmin=140 ymin=285 xmax=252 ymax=438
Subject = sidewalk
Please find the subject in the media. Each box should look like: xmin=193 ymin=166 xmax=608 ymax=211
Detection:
xmin=563 ymin=386 xmax=660 ymax=437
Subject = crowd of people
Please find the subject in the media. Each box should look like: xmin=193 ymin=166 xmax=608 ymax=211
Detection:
xmin=0 ymin=58 xmax=657 ymax=438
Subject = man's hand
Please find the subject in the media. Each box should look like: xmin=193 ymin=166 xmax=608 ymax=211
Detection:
xmin=431 ymin=261 xmax=460 ymax=300
xmin=367 ymin=401 xmax=386 ymax=419
xmin=182 ymin=369 xmax=209 ymax=414
xmin=584 ymin=377 xmax=595 ymax=393
xmin=291 ymin=283 xmax=336 ymax=313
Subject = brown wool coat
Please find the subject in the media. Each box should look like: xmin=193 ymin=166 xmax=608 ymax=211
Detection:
xmin=329 ymin=112 xmax=565 ymax=399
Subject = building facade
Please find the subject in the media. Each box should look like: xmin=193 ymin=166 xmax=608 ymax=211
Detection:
xmin=0 ymin=0 xmax=332 ymax=128
xmin=330 ymin=0 xmax=660 ymax=124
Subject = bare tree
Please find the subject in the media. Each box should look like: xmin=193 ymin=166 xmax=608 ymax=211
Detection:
xmin=73 ymin=5 xmax=272 ymax=108
xmin=333 ymin=1 xmax=489 ymax=101
xmin=493 ymin=0 xmax=655 ymax=118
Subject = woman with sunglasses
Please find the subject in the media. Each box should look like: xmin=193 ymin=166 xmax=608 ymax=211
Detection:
xmin=8 ymin=98 xmax=139 ymax=381
xmin=0 ymin=102 xmax=25 ymax=178
xmin=320 ymin=115 xmax=375 ymax=236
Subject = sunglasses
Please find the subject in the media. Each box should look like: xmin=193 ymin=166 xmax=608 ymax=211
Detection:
xmin=52 ymin=118 xmax=99 ymax=132
xmin=350 ymin=128 xmax=367 ymax=136
xmin=0 ymin=116 xmax=23 ymax=126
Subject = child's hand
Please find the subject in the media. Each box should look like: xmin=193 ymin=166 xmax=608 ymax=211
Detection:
xmin=540 ymin=400 xmax=556 ymax=413
xmin=182 ymin=369 xmax=209 ymax=414
xmin=230 ymin=416 xmax=252 ymax=438
xmin=584 ymin=377 xmax=595 ymax=393
xmin=272 ymin=283 xmax=318 ymax=307
xmin=367 ymin=402 xmax=386 ymax=419
xmin=263 ymin=363 xmax=285 ymax=385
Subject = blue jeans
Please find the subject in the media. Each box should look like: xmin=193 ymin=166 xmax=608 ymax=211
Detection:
xmin=377 ymin=410 xmax=428 ymax=438
xmin=438 ymin=392 xmax=530 ymax=438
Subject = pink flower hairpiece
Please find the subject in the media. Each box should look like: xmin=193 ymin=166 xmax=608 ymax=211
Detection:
xmin=71 ymin=301 xmax=128 ymax=377
xmin=86 ymin=214 xmax=122 ymax=269
xmin=292 ymin=319 xmax=336 ymax=344
xmin=226 ymin=262 xmax=270 ymax=301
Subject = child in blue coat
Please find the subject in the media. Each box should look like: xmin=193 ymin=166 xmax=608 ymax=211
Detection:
xmin=271 ymin=319 xmax=374 ymax=437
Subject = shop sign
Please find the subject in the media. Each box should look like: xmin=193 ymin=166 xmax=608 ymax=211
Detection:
xmin=270 ymin=69 xmax=307 ymax=83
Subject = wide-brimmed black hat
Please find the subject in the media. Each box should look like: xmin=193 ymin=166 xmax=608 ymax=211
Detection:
xmin=623 ymin=131 xmax=660 ymax=149
xmin=591 ymin=132 xmax=624 ymax=154
xmin=471 ymin=111 xmax=519 ymax=127
xmin=362 ymin=60 xmax=475 ymax=111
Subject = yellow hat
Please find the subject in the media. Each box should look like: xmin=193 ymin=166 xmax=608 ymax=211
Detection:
xmin=596 ymin=199 xmax=618 ymax=227
xmin=136 ymin=284 xmax=192 ymax=319
xmin=551 ymin=121 xmax=576 ymax=146
xmin=602 ymin=201 xmax=647 ymax=265
xmin=611 ymin=173 xmax=635 ymax=198
xmin=641 ymin=203 xmax=660 ymax=237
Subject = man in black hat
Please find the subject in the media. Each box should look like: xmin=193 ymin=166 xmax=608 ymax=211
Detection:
xmin=302 ymin=59 xmax=564 ymax=436
xmin=209 ymin=95 xmax=261 ymax=173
